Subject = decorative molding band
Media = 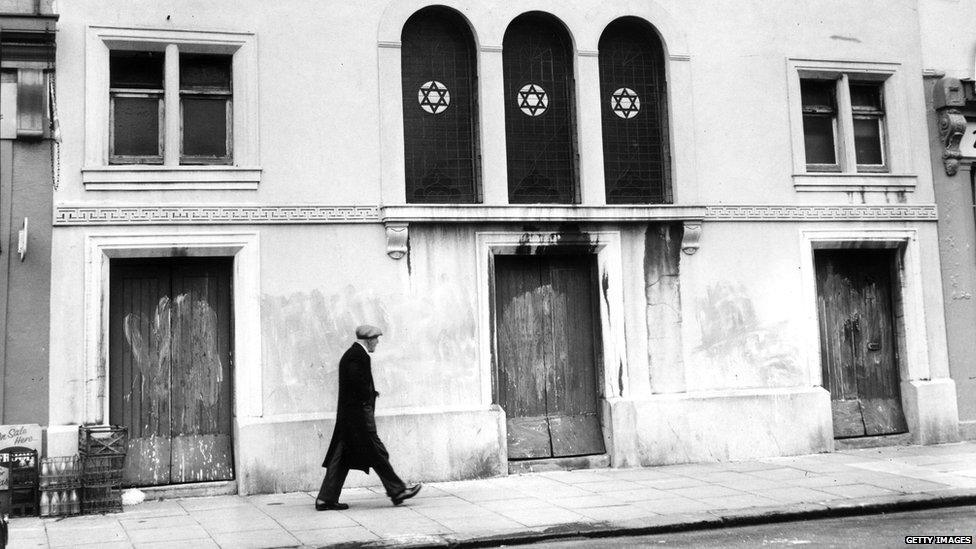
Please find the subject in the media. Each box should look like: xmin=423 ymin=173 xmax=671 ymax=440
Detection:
xmin=480 ymin=45 xmax=503 ymax=53
xmin=377 ymin=40 xmax=401 ymax=49
xmin=669 ymin=54 xmax=691 ymax=62
xmin=577 ymin=49 xmax=599 ymax=57
xmin=705 ymin=205 xmax=937 ymax=221
xmin=54 ymin=204 xmax=939 ymax=226
xmin=55 ymin=206 xmax=381 ymax=225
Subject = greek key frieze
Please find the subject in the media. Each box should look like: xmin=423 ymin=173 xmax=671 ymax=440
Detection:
xmin=704 ymin=205 xmax=937 ymax=221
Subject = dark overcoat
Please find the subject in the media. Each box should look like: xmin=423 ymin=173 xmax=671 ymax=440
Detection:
xmin=322 ymin=343 xmax=379 ymax=473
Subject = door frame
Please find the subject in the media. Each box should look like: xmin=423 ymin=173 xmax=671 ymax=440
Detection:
xmin=476 ymin=230 xmax=627 ymax=458
xmin=799 ymin=229 xmax=929 ymax=422
xmin=83 ymin=231 xmax=260 ymax=483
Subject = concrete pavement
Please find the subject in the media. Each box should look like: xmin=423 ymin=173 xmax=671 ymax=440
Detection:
xmin=7 ymin=442 xmax=976 ymax=548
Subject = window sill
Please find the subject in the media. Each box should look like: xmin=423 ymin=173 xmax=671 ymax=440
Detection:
xmin=82 ymin=166 xmax=261 ymax=190
xmin=792 ymin=173 xmax=916 ymax=192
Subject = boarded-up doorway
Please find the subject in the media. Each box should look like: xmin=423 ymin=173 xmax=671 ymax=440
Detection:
xmin=109 ymin=257 xmax=234 ymax=487
xmin=815 ymin=250 xmax=907 ymax=438
xmin=494 ymin=254 xmax=606 ymax=459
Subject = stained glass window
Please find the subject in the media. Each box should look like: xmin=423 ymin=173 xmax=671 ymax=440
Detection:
xmin=503 ymin=12 xmax=578 ymax=204
xmin=401 ymin=7 xmax=480 ymax=203
xmin=598 ymin=18 xmax=671 ymax=204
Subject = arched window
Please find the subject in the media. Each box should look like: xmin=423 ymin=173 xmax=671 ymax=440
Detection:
xmin=401 ymin=7 xmax=480 ymax=203
xmin=599 ymin=18 xmax=670 ymax=203
xmin=503 ymin=13 xmax=577 ymax=204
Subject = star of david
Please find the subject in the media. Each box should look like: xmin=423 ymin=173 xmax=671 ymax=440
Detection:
xmin=518 ymin=84 xmax=549 ymax=117
xmin=610 ymin=87 xmax=641 ymax=119
xmin=418 ymin=81 xmax=450 ymax=114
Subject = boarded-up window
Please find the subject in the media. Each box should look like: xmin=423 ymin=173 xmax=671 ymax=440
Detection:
xmin=503 ymin=12 xmax=578 ymax=204
xmin=599 ymin=17 xmax=671 ymax=204
xmin=110 ymin=51 xmax=164 ymax=163
xmin=401 ymin=7 xmax=480 ymax=203
xmin=180 ymin=54 xmax=232 ymax=164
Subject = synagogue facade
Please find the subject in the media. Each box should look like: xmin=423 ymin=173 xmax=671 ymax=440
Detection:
xmin=39 ymin=0 xmax=960 ymax=494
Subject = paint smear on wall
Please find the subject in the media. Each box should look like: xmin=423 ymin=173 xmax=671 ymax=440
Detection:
xmin=123 ymin=295 xmax=225 ymax=431
xmin=694 ymin=283 xmax=800 ymax=389
xmin=262 ymin=282 xmax=479 ymax=415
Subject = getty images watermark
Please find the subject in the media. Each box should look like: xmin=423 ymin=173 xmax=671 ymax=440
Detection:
xmin=905 ymin=536 xmax=973 ymax=545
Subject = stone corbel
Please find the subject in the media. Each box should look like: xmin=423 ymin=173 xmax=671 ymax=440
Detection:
xmin=385 ymin=222 xmax=409 ymax=260
xmin=934 ymin=76 xmax=968 ymax=176
xmin=939 ymin=110 xmax=967 ymax=176
xmin=681 ymin=221 xmax=701 ymax=255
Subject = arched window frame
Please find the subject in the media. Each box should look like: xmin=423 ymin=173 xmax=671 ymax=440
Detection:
xmin=400 ymin=6 xmax=482 ymax=204
xmin=598 ymin=17 xmax=671 ymax=204
xmin=502 ymin=11 xmax=580 ymax=205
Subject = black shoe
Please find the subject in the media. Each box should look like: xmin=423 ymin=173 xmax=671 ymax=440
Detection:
xmin=315 ymin=500 xmax=349 ymax=511
xmin=391 ymin=484 xmax=422 ymax=505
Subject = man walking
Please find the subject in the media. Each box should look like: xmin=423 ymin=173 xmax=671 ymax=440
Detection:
xmin=315 ymin=325 xmax=421 ymax=510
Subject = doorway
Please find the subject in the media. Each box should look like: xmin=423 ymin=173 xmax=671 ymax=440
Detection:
xmin=815 ymin=250 xmax=907 ymax=438
xmin=493 ymin=254 xmax=605 ymax=459
xmin=109 ymin=257 xmax=234 ymax=486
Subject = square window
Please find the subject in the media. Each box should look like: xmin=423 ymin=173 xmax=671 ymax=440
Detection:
xmin=109 ymin=51 xmax=164 ymax=164
xmin=107 ymin=49 xmax=233 ymax=166
xmin=84 ymin=27 xmax=260 ymax=190
xmin=180 ymin=53 xmax=232 ymax=164
xmin=795 ymin=71 xmax=891 ymax=175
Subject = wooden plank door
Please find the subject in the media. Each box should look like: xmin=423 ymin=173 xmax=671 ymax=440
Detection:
xmin=109 ymin=262 xmax=172 ymax=486
xmin=815 ymin=250 xmax=907 ymax=438
xmin=110 ymin=258 xmax=234 ymax=486
xmin=494 ymin=255 xmax=605 ymax=459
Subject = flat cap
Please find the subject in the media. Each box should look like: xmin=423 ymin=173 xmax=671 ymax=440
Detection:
xmin=355 ymin=324 xmax=383 ymax=339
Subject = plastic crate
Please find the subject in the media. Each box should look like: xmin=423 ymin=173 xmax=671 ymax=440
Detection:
xmin=39 ymin=456 xmax=82 ymax=490
xmin=81 ymin=486 xmax=122 ymax=515
xmin=82 ymin=455 xmax=124 ymax=486
xmin=0 ymin=487 xmax=37 ymax=518
xmin=39 ymin=488 xmax=82 ymax=517
xmin=78 ymin=426 xmax=127 ymax=457
xmin=0 ymin=447 xmax=37 ymax=490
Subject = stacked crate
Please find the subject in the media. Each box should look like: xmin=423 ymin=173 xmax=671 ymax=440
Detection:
xmin=38 ymin=456 xmax=82 ymax=517
xmin=78 ymin=426 xmax=127 ymax=514
xmin=0 ymin=448 xmax=38 ymax=517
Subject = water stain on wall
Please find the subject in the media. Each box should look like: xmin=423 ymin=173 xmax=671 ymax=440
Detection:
xmin=262 ymin=283 xmax=479 ymax=415
xmin=695 ymin=283 xmax=800 ymax=388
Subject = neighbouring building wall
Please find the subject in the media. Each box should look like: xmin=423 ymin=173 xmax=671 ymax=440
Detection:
xmin=1 ymin=7 xmax=57 ymax=429
xmin=919 ymin=0 xmax=976 ymax=439
xmin=0 ymin=144 xmax=53 ymax=424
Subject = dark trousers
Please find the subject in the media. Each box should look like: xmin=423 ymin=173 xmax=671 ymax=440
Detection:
xmin=317 ymin=434 xmax=406 ymax=502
